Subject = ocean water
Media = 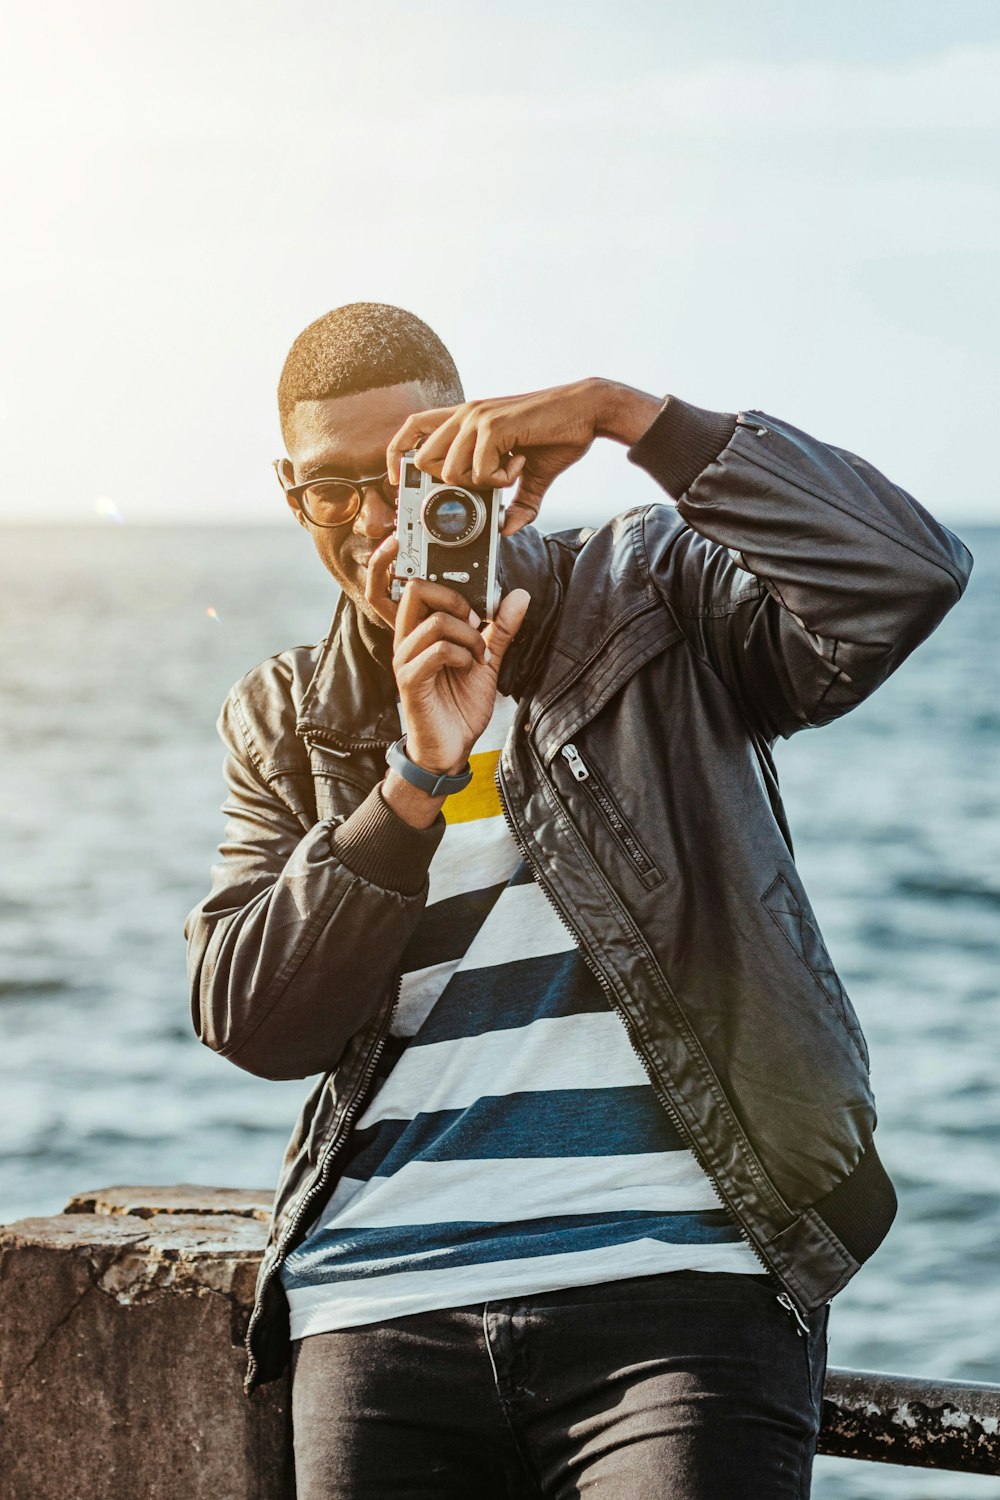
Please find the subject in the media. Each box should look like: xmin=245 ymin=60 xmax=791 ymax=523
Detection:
xmin=0 ymin=520 xmax=997 ymax=1498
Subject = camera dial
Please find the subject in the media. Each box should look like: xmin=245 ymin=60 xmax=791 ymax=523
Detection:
xmin=421 ymin=486 xmax=487 ymax=547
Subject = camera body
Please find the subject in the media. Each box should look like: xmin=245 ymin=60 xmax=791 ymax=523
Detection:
xmin=390 ymin=451 xmax=505 ymax=620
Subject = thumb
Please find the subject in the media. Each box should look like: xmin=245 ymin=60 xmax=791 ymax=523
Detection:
xmin=482 ymin=588 xmax=531 ymax=668
xmin=502 ymin=470 xmax=551 ymax=535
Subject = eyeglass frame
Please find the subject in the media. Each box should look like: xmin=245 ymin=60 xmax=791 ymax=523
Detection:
xmin=272 ymin=458 xmax=398 ymax=529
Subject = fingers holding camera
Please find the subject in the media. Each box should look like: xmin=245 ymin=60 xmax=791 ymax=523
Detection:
xmin=391 ymin=580 xmax=492 ymax=781
xmin=386 ymin=407 xmax=460 ymax=485
xmin=387 ymin=404 xmax=529 ymax=492
xmin=412 ymin=410 xmax=526 ymax=490
xmin=365 ymin=535 xmax=400 ymax=628
xmin=383 ymin=582 xmax=530 ymax=828
xmin=392 ymin=578 xmax=482 ymax=654
xmin=482 ymin=587 xmax=531 ymax=661
xmin=394 ymin=586 xmax=530 ymax=683
xmin=386 ymin=385 xmax=608 ymax=540
xmin=393 ymin=607 xmax=488 ymax=679
xmin=501 ymin=445 xmax=584 ymax=535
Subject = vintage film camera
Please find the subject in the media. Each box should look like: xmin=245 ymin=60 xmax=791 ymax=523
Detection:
xmin=390 ymin=450 xmax=505 ymax=620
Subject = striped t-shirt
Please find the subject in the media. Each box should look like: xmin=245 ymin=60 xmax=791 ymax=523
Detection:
xmin=281 ymin=694 xmax=761 ymax=1338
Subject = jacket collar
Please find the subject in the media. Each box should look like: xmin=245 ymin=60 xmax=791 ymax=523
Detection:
xmin=294 ymin=524 xmax=563 ymax=751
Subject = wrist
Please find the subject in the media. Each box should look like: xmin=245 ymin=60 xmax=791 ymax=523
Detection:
xmin=382 ymin=767 xmax=447 ymax=829
xmin=382 ymin=736 xmax=474 ymax=827
xmin=332 ymin=781 xmax=444 ymax=891
xmin=399 ymin=734 xmax=469 ymax=781
xmin=591 ymin=379 xmax=663 ymax=447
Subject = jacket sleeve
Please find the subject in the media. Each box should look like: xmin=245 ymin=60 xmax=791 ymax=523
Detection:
xmin=184 ymin=692 xmax=445 ymax=1081
xmin=628 ymin=397 xmax=974 ymax=741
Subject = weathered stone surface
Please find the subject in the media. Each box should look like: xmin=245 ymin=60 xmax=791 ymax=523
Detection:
xmin=65 ymin=1184 xmax=274 ymax=1223
xmin=0 ymin=1198 xmax=291 ymax=1500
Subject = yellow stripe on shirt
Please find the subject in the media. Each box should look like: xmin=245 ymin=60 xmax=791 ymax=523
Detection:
xmin=444 ymin=749 xmax=503 ymax=824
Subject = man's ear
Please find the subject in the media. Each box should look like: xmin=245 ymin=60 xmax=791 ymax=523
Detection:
xmin=276 ymin=457 xmax=308 ymax=530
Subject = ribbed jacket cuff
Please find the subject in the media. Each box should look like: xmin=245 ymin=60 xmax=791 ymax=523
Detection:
xmin=812 ymin=1136 xmax=898 ymax=1269
xmin=332 ymin=783 xmax=445 ymax=896
xmin=627 ymin=395 xmax=738 ymax=499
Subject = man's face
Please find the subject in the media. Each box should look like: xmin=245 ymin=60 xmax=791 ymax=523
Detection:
xmin=281 ymin=381 xmax=430 ymax=627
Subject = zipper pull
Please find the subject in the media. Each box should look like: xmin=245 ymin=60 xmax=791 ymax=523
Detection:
xmin=776 ymin=1292 xmax=810 ymax=1338
xmin=560 ymin=743 xmax=590 ymax=782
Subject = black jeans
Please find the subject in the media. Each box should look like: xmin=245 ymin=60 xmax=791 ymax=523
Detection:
xmin=290 ymin=1272 xmax=827 ymax=1494
xmin=290 ymin=1271 xmax=830 ymax=1499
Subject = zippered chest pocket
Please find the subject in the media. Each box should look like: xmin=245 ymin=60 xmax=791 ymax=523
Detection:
xmin=560 ymin=743 xmax=664 ymax=890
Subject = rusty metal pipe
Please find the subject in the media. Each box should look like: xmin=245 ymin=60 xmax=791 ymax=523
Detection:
xmin=820 ymin=1366 xmax=1000 ymax=1474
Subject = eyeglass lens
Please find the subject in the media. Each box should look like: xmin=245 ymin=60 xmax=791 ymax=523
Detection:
xmin=301 ymin=480 xmax=364 ymax=526
xmin=302 ymin=474 xmax=399 ymax=527
xmin=303 ymin=474 xmax=399 ymax=526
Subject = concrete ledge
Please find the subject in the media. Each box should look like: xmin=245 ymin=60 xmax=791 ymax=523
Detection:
xmin=3 ymin=1185 xmax=998 ymax=1492
xmin=0 ymin=1187 xmax=291 ymax=1500
xmin=63 ymin=1184 xmax=275 ymax=1223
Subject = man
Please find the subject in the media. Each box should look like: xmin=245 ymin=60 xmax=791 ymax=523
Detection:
xmin=186 ymin=302 xmax=972 ymax=1497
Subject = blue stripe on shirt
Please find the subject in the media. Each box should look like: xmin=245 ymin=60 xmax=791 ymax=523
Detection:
xmin=400 ymin=882 xmax=509 ymax=974
xmin=282 ymin=1208 xmax=745 ymax=1287
xmin=408 ymin=950 xmax=607 ymax=1045
xmin=338 ymin=1087 xmax=688 ymax=1181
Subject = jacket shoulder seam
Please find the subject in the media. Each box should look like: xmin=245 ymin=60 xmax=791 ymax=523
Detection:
xmin=228 ymin=640 xmax=326 ymax=696
xmin=223 ymin=640 xmax=324 ymax=788
xmin=227 ymin=691 xmax=269 ymax=782
xmin=226 ymin=689 xmax=309 ymax=819
xmin=734 ymin=442 xmax=966 ymax=593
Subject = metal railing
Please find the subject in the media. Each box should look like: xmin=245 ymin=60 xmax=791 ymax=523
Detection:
xmin=820 ymin=1367 xmax=1000 ymax=1475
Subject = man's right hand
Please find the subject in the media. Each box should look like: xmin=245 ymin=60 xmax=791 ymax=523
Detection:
xmin=380 ymin=575 xmax=530 ymax=828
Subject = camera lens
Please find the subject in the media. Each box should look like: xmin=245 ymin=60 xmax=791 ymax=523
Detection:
xmin=422 ymin=487 xmax=486 ymax=546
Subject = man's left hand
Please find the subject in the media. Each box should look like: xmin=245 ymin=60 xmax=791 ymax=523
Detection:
xmin=386 ymin=377 xmax=662 ymax=535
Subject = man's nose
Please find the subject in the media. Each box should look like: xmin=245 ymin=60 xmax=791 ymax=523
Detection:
xmin=354 ymin=486 xmax=395 ymax=540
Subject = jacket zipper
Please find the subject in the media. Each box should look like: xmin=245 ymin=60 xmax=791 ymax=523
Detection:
xmin=776 ymin=1291 xmax=811 ymax=1337
xmin=304 ymin=727 xmax=394 ymax=754
xmin=496 ymin=754 xmax=806 ymax=1323
xmin=560 ymin=744 xmax=659 ymax=882
xmin=243 ymin=974 xmax=401 ymax=1389
xmin=247 ymin=740 xmax=812 ymax=1384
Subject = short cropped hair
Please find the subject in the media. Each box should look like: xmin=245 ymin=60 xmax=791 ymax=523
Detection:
xmin=278 ymin=302 xmax=464 ymax=443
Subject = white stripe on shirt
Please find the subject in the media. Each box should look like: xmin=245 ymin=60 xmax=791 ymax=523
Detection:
xmin=314 ymin=1151 xmax=724 ymax=1233
xmin=287 ymin=1237 xmax=763 ymax=1338
xmin=359 ymin=1013 xmax=651 ymax=1124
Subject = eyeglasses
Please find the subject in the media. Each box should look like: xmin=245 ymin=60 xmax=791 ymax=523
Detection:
xmin=273 ymin=460 xmax=398 ymax=529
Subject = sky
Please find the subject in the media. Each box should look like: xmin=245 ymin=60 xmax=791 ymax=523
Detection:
xmin=2 ymin=0 xmax=999 ymax=529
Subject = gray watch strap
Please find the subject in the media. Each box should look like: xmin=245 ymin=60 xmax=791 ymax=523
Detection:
xmin=385 ymin=736 xmax=473 ymax=798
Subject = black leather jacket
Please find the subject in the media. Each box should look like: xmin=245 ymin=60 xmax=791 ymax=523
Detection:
xmin=185 ymin=397 xmax=973 ymax=1393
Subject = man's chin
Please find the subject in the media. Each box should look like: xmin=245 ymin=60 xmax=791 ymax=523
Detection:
xmin=345 ymin=580 xmax=392 ymax=632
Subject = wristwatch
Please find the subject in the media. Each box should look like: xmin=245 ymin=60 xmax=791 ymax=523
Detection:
xmin=385 ymin=736 xmax=473 ymax=798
